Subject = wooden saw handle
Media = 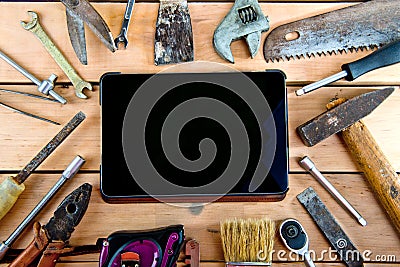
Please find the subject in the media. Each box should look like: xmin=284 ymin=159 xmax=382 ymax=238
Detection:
xmin=341 ymin=120 xmax=400 ymax=234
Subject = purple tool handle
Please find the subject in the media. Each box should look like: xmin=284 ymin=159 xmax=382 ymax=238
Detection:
xmin=160 ymin=233 xmax=179 ymax=267
xmin=99 ymin=239 xmax=160 ymax=267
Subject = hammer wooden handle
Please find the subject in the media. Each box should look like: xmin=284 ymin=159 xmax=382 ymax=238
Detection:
xmin=341 ymin=120 xmax=400 ymax=234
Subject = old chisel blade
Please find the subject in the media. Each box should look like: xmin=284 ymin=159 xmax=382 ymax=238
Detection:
xmin=263 ymin=0 xmax=400 ymax=62
xmin=154 ymin=0 xmax=194 ymax=65
xmin=297 ymin=87 xmax=394 ymax=147
xmin=297 ymin=187 xmax=364 ymax=267
xmin=66 ymin=8 xmax=87 ymax=65
xmin=14 ymin=111 xmax=86 ymax=184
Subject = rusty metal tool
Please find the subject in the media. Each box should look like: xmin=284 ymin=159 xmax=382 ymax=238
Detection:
xmin=115 ymin=0 xmax=135 ymax=49
xmin=213 ymin=0 xmax=269 ymax=63
xmin=21 ymin=11 xmax=93 ymax=99
xmin=8 ymin=183 xmax=92 ymax=267
xmin=0 ymin=49 xmax=66 ymax=104
xmin=154 ymin=0 xmax=194 ymax=65
xmin=0 ymin=111 xmax=86 ymax=221
xmin=0 ymin=88 xmax=60 ymax=125
xmin=296 ymin=88 xmax=400 ymax=234
xmin=279 ymin=218 xmax=315 ymax=267
xmin=0 ymin=156 xmax=85 ymax=261
xmin=61 ymin=0 xmax=116 ymax=65
xmin=298 ymin=187 xmax=364 ymax=267
xmin=263 ymin=0 xmax=400 ymax=62
xmin=184 ymin=239 xmax=200 ymax=267
xmin=299 ymin=156 xmax=367 ymax=226
xmin=297 ymin=40 xmax=400 ymax=96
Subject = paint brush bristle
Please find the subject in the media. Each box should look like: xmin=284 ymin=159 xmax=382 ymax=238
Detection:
xmin=220 ymin=218 xmax=275 ymax=265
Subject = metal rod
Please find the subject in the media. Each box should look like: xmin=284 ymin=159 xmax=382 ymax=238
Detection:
xmin=0 ymin=50 xmax=41 ymax=85
xmin=0 ymin=156 xmax=85 ymax=260
xmin=0 ymin=88 xmax=59 ymax=103
xmin=296 ymin=70 xmax=348 ymax=96
xmin=0 ymin=102 xmax=60 ymax=125
xmin=298 ymin=156 xmax=367 ymax=226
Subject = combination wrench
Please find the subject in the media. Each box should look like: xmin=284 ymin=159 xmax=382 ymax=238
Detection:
xmin=114 ymin=0 xmax=135 ymax=49
xmin=21 ymin=11 xmax=92 ymax=99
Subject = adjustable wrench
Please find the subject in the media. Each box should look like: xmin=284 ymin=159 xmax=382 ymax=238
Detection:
xmin=114 ymin=0 xmax=135 ymax=49
xmin=21 ymin=11 xmax=92 ymax=99
xmin=213 ymin=0 xmax=269 ymax=63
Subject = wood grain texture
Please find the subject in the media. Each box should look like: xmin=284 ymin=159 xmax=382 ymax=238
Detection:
xmin=0 ymin=173 xmax=399 ymax=264
xmin=0 ymin=2 xmax=399 ymax=85
xmin=0 ymin=1 xmax=399 ymax=266
xmin=0 ymin=85 xmax=399 ymax=172
xmin=341 ymin=121 xmax=400 ymax=235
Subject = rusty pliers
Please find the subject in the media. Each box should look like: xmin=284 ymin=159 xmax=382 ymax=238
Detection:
xmin=8 ymin=183 xmax=92 ymax=267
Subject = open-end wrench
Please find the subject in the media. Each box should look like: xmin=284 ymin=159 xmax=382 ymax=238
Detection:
xmin=21 ymin=11 xmax=92 ymax=99
xmin=114 ymin=0 xmax=135 ymax=49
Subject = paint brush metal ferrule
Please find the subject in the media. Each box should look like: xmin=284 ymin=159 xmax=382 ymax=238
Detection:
xmin=299 ymin=156 xmax=367 ymax=226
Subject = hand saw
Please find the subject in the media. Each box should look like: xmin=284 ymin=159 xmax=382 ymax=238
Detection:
xmin=263 ymin=0 xmax=400 ymax=62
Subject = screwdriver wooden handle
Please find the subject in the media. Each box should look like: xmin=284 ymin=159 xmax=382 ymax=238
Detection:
xmin=0 ymin=177 xmax=25 ymax=220
xmin=341 ymin=120 xmax=400 ymax=234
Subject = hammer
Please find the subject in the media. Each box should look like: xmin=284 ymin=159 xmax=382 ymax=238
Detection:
xmin=297 ymin=87 xmax=400 ymax=234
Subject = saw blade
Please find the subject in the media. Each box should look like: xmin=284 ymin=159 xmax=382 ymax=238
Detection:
xmin=263 ymin=0 xmax=400 ymax=62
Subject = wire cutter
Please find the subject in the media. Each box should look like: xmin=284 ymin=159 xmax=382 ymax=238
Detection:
xmin=61 ymin=0 xmax=116 ymax=65
xmin=8 ymin=183 xmax=92 ymax=267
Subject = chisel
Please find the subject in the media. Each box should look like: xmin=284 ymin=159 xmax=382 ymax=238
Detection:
xmin=0 ymin=111 xmax=86 ymax=221
xmin=296 ymin=40 xmax=400 ymax=96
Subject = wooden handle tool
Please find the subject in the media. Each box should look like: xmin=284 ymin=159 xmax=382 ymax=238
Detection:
xmin=341 ymin=120 xmax=400 ymax=233
xmin=297 ymin=88 xmax=400 ymax=234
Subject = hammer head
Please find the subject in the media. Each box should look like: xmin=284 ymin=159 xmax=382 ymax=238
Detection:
xmin=297 ymin=87 xmax=394 ymax=147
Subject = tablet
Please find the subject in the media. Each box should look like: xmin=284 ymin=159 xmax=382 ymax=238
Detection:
xmin=100 ymin=70 xmax=288 ymax=203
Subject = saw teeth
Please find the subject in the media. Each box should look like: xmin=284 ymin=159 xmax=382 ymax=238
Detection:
xmin=265 ymin=44 xmax=383 ymax=63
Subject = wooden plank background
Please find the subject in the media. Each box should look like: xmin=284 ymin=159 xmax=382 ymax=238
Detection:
xmin=0 ymin=1 xmax=399 ymax=266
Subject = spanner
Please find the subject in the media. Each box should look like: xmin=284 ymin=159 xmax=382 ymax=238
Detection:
xmin=21 ymin=11 xmax=92 ymax=99
xmin=213 ymin=0 xmax=269 ymax=63
xmin=114 ymin=0 xmax=135 ymax=49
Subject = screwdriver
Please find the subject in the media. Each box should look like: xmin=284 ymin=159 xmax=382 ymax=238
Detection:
xmin=296 ymin=39 xmax=400 ymax=96
xmin=0 ymin=111 xmax=86 ymax=221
